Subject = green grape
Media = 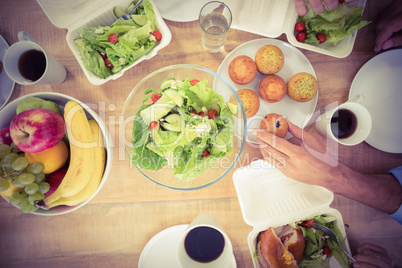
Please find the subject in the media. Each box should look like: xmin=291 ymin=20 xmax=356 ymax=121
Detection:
xmin=10 ymin=143 xmax=21 ymax=153
xmin=11 ymin=156 xmax=29 ymax=171
xmin=9 ymin=191 xmax=27 ymax=206
xmin=38 ymin=182 xmax=50 ymax=194
xmin=18 ymin=173 xmax=35 ymax=186
xmin=20 ymin=198 xmax=34 ymax=213
xmin=28 ymin=193 xmax=44 ymax=205
xmin=25 ymin=183 xmax=39 ymax=195
xmin=0 ymin=153 xmax=18 ymax=169
xmin=0 ymin=178 xmax=10 ymax=192
xmin=0 ymin=144 xmax=11 ymax=158
xmin=11 ymin=176 xmax=24 ymax=188
xmin=27 ymin=162 xmax=45 ymax=174
xmin=34 ymin=172 xmax=45 ymax=184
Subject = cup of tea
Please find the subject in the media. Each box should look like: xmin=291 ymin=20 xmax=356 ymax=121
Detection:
xmin=315 ymin=96 xmax=372 ymax=146
xmin=176 ymin=213 xmax=234 ymax=268
xmin=3 ymin=31 xmax=66 ymax=85
xmin=199 ymin=1 xmax=232 ymax=53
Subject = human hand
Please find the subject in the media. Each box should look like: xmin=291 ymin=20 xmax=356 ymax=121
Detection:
xmin=294 ymin=0 xmax=339 ymax=16
xmin=375 ymin=0 xmax=402 ymax=52
xmin=253 ymin=120 xmax=338 ymax=187
xmin=353 ymin=243 xmax=394 ymax=268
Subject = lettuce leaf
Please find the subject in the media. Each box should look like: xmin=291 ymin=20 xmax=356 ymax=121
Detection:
xmin=300 ymin=2 xmax=370 ymax=45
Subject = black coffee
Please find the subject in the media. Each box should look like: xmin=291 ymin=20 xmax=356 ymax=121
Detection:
xmin=18 ymin=49 xmax=46 ymax=81
xmin=330 ymin=109 xmax=358 ymax=139
xmin=184 ymin=226 xmax=225 ymax=263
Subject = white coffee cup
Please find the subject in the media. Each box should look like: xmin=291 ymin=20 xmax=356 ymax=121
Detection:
xmin=177 ymin=213 xmax=233 ymax=268
xmin=3 ymin=31 xmax=66 ymax=85
xmin=315 ymin=94 xmax=372 ymax=146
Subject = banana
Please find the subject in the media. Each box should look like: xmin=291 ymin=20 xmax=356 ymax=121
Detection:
xmin=38 ymin=101 xmax=95 ymax=208
xmin=45 ymin=119 xmax=106 ymax=209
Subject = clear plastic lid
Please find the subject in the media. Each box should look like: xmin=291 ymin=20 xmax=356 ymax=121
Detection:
xmin=233 ymin=159 xmax=334 ymax=228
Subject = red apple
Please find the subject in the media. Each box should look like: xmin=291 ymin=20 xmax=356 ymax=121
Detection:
xmin=0 ymin=126 xmax=13 ymax=145
xmin=45 ymin=168 xmax=67 ymax=198
xmin=10 ymin=108 xmax=66 ymax=153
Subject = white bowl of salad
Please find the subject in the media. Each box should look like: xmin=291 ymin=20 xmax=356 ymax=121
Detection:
xmin=121 ymin=65 xmax=247 ymax=190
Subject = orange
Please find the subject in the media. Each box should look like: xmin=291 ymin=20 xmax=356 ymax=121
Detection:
xmin=25 ymin=140 xmax=69 ymax=174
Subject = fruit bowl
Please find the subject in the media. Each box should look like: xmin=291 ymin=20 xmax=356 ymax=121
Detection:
xmin=0 ymin=92 xmax=112 ymax=215
xmin=121 ymin=65 xmax=247 ymax=190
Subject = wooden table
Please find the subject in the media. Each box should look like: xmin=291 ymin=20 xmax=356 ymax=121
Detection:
xmin=1 ymin=1 xmax=401 ymax=267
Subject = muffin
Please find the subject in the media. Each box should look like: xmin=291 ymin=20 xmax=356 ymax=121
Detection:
xmin=260 ymin=113 xmax=288 ymax=138
xmin=287 ymin=72 xmax=318 ymax=102
xmin=255 ymin=45 xmax=285 ymax=75
xmin=229 ymin=89 xmax=260 ymax=119
xmin=258 ymin=75 xmax=287 ymax=103
xmin=228 ymin=55 xmax=257 ymax=85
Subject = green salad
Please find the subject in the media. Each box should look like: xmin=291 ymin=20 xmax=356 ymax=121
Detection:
xmin=74 ymin=0 xmax=160 ymax=79
xmin=299 ymin=2 xmax=370 ymax=45
xmin=295 ymin=215 xmax=349 ymax=268
xmin=131 ymin=78 xmax=238 ymax=181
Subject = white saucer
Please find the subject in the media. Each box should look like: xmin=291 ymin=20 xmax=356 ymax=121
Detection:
xmin=349 ymin=49 xmax=402 ymax=153
xmin=153 ymin=0 xmax=211 ymax=22
xmin=0 ymin=34 xmax=15 ymax=110
xmin=138 ymin=224 xmax=237 ymax=267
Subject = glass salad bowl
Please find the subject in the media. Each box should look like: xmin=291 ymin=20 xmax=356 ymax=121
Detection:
xmin=121 ymin=65 xmax=247 ymax=190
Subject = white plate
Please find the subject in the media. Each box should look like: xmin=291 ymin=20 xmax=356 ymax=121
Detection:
xmin=153 ymin=0 xmax=211 ymax=22
xmin=138 ymin=224 xmax=237 ymax=267
xmin=216 ymin=38 xmax=318 ymax=143
xmin=0 ymin=35 xmax=15 ymax=110
xmin=349 ymin=49 xmax=402 ymax=153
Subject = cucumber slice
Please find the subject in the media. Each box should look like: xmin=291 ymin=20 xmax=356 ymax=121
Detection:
xmin=113 ymin=6 xmax=126 ymax=18
xmin=163 ymin=114 xmax=183 ymax=132
xmin=160 ymin=78 xmax=176 ymax=90
xmin=112 ymin=65 xmax=123 ymax=73
xmin=132 ymin=14 xmax=148 ymax=26
xmin=125 ymin=3 xmax=135 ymax=13
xmin=227 ymin=102 xmax=239 ymax=115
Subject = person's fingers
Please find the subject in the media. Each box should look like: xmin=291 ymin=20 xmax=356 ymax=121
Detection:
xmin=324 ymin=0 xmax=338 ymax=10
xmin=375 ymin=0 xmax=402 ymax=32
xmin=257 ymin=137 xmax=289 ymax=161
xmin=253 ymin=129 xmax=297 ymax=158
xmin=357 ymin=243 xmax=388 ymax=255
xmin=259 ymin=141 xmax=287 ymax=168
xmin=287 ymin=120 xmax=303 ymax=140
xmin=354 ymin=254 xmax=393 ymax=268
xmin=375 ymin=16 xmax=402 ymax=51
xmin=379 ymin=31 xmax=402 ymax=51
xmin=355 ymin=243 xmax=395 ymax=267
xmin=309 ymin=0 xmax=325 ymax=14
xmin=294 ymin=0 xmax=308 ymax=16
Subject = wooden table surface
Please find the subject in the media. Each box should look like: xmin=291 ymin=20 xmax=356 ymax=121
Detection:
xmin=1 ymin=0 xmax=401 ymax=267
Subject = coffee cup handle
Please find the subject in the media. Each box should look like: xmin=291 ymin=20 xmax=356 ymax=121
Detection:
xmin=17 ymin=31 xmax=36 ymax=43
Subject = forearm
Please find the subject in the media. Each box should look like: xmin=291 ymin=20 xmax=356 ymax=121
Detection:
xmin=324 ymin=164 xmax=402 ymax=214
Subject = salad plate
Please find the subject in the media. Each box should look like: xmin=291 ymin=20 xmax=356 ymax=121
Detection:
xmin=0 ymin=35 xmax=15 ymax=110
xmin=217 ymin=38 xmax=318 ymax=144
xmin=138 ymin=224 xmax=237 ymax=267
xmin=349 ymin=49 xmax=402 ymax=153
xmin=153 ymin=0 xmax=211 ymax=22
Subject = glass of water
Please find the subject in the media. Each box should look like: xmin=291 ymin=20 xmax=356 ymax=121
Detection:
xmin=199 ymin=1 xmax=232 ymax=53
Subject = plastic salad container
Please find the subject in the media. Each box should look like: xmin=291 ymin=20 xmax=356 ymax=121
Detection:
xmin=36 ymin=0 xmax=171 ymax=85
xmin=228 ymin=0 xmax=367 ymax=58
xmin=233 ymin=159 xmax=352 ymax=267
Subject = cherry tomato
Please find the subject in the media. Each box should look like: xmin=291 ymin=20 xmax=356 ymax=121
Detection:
xmin=316 ymin=33 xmax=327 ymax=43
xmin=104 ymin=58 xmax=114 ymax=68
xmin=151 ymin=93 xmax=161 ymax=103
xmin=150 ymin=121 xmax=158 ymax=129
xmin=208 ymin=109 xmax=218 ymax=119
xmin=198 ymin=111 xmax=205 ymax=117
xmin=296 ymin=31 xmax=306 ymax=42
xmin=294 ymin=21 xmax=305 ymax=32
xmin=190 ymin=79 xmax=200 ymax=86
xmin=191 ymin=110 xmax=198 ymax=115
xmin=108 ymin=33 xmax=118 ymax=44
xmin=338 ymin=0 xmax=345 ymax=4
xmin=301 ymin=219 xmax=316 ymax=228
xmin=202 ymin=149 xmax=210 ymax=157
xmin=101 ymin=53 xmax=107 ymax=60
xmin=323 ymin=246 xmax=332 ymax=256
xmin=152 ymin=31 xmax=162 ymax=41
